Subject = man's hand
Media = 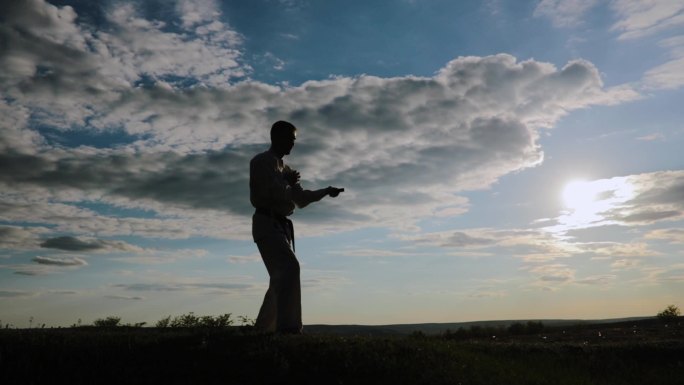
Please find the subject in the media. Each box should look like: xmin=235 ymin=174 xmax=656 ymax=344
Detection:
xmin=327 ymin=186 xmax=344 ymax=197
xmin=284 ymin=169 xmax=301 ymax=186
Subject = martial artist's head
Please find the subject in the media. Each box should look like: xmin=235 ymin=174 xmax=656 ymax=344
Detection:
xmin=270 ymin=120 xmax=297 ymax=157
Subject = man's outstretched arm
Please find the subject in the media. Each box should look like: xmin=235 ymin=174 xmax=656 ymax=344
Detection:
xmin=292 ymin=186 xmax=344 ymax=209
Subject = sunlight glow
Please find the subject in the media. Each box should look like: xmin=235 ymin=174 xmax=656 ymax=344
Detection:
xmin=562 ymin=180 xmax=597 ymax=210
xmin=557 ymin=177 xmax=636 ymax=231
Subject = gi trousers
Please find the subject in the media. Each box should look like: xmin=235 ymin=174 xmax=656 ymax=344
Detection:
xmin=254 ymin=227 xmax=302 ymax=333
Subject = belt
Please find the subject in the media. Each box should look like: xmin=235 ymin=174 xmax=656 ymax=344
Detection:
xmin=255 ymin=208 xmax=295 ymax=252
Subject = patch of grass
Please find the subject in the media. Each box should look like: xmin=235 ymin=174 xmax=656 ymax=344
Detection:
xmin=1 ymin=326 xmax=683 ymax=385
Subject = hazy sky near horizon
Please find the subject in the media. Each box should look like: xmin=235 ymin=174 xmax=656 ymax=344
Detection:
xmin=1 ymin=0 xmax=683 ymax=327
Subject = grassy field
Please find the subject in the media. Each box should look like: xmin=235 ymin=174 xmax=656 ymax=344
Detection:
xmin=1 ymin=319 xmax=682 ymax=385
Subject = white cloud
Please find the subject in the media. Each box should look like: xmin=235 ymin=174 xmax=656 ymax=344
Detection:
xmin=0 ymin=226 xmax=48 ymax=250
xmin=533 ymin=0 xmax=600 ymax=27
xmin=99 ymin=2 xmax=244 ymax=86
xmin=547 ymin=171 xmax=684 ymax=234
xmin=533 ymin=1 xmax=684 ymax=91
xmin=0 ymin=0 xmax=641 ymax=243
xmin=610 ymin=0 xmax=684 ymax=40
xmin=228 ymin=253 xmax=262 ymax=264
xmin=582 ymin=241 xmax=661 ymax=257
xmin=645 ymin=228 xmax=684 ymax=243
xmin=642 ymin=35 xmax=684 ymax=89
xmin=0 ymin=0 xmax=247 ymax=136
xmin=176 ymin=0 xmax=221 ymax=28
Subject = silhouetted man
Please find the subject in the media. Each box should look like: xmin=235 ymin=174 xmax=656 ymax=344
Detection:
xmin=250 ymin=120 xmax=344 ymax=334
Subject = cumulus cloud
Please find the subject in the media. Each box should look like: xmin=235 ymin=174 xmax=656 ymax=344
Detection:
xmin=0 ymin=0 xmax=641 ymax=243
xmin=0 ymin=226 xmax=47 ymax=250
xmin=0 ymin=0 xmax=246 ymax=138
xmin=0 ymin=54 xmax=638 ymax=239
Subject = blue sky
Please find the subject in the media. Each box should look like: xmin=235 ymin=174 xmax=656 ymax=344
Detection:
xmin=1 ymin=0 xmax=683 ymax=327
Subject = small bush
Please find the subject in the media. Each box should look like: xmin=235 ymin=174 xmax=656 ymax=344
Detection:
xmin=155 ymin=315 xmax=172 ymax=328
xmin=93 ymin=316 xmax=121 ymax=327
xmin=238 ymin=315 xmax=255 ymax=326
xmin=657 ymin=305 xmax=680 ymax=322
xmin=157 ymin=312 xmax=233 ymax=328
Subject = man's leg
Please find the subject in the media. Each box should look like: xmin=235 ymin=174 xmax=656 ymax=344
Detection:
xmin=255 ymin=234 xmax=302 ymax=333
xmin=254 ymin=287 xmax=276 ymax=332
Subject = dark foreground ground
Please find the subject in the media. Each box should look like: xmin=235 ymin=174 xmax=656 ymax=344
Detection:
xmin=1 ymin=318 xmax=682 ymax=385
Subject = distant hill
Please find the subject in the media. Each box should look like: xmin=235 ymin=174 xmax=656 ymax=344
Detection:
xmin=304 ymin=316 xmax=655 ymax=335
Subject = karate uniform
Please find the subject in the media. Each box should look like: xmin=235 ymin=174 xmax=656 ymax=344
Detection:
xmin=249 ymin=149 xmax=328 ymax=333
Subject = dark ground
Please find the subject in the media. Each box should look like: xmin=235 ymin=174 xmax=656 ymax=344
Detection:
xmin=1 ymin=318 xmax=682 ymax=385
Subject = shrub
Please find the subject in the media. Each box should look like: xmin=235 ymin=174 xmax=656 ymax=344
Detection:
xmin=157 ymin=312 xmax=233 ymax=328
xmin=155 ymin=315 xmax=172 ymax=328
xmin=93 ymin=316 xmax=122 ymax=327
xmin=657 ymin=305 xmax=680 ymax=322
xmin=238 ymin=315 xmax=255 ymax=326
xmin=170 ymin=312 xmax=200 ymax=328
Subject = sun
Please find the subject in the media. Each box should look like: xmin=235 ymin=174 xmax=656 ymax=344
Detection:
xmin=556 ymin=177 xmax=637 ymax=231
xmin=562 ymin=180 xmax=598 ymax=211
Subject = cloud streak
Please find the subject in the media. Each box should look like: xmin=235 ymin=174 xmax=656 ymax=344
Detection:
xmin=533 ymin=0 xmax=684 ymax=90
xmin=40 ymin=236 xmax=143 ymax=253
xmin=32 ymin=255 xmax=88 ymax=266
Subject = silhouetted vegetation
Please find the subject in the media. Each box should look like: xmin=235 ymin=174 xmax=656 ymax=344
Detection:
xmin=443 ymin=320 xmax=545 ymax=340
xmin=1 ymin=317 xmax=682 ymax=385
xmin=154 ymin=312 xmax=234 ymax=328
xmin=93 ymin=316 xmax=122 ymax=327
xmin=657 ymin=304 xmax=681 ymax=322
